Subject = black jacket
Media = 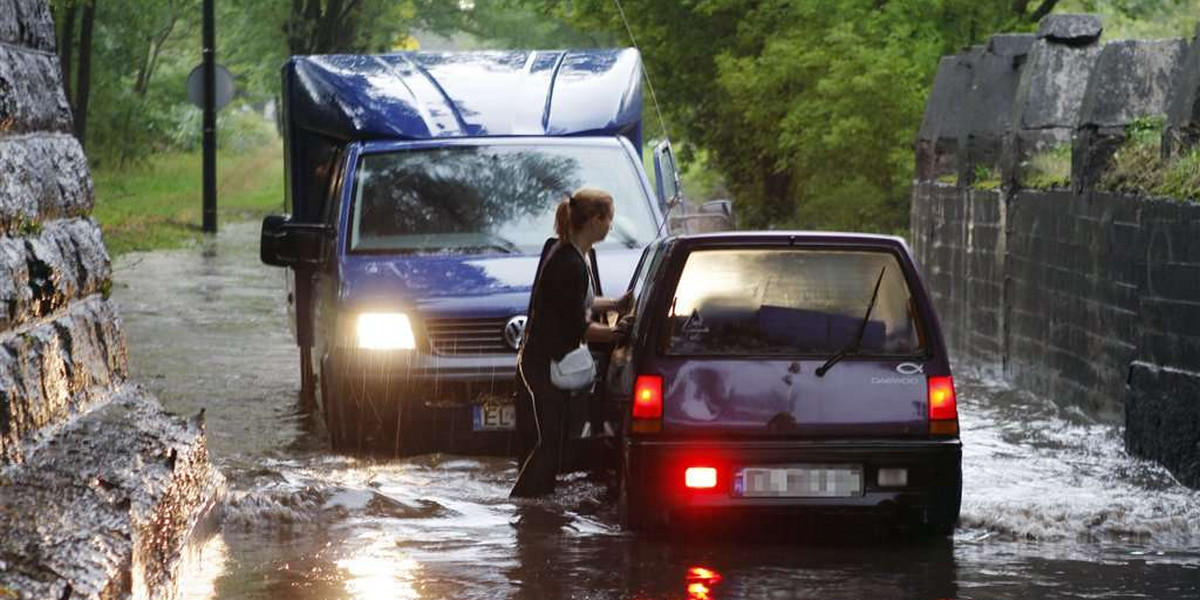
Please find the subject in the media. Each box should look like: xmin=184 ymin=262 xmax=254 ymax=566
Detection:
xmin=522 ymin=241 xmax=593 ymax=363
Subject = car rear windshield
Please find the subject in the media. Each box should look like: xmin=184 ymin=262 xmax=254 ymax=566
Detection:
xmin=349 ymin=143 xmax=658 ymax=255
xmin=663 ymin=248 xmax=925 ymax=357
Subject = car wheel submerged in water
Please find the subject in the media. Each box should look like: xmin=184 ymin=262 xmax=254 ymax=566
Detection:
xmin=618 ymin=447 xmax=666 ymax=533
xmin=921 ymin=462 xmax=962 ymax=536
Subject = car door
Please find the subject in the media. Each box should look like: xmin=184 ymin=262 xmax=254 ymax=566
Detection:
xmin=604 ymin=240 xmax=671 ymax=414
xmin=311 ymin=147 xmax=350 ymax=373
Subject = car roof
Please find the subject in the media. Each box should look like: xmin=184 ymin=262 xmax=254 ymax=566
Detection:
xmin=663 ymin=231 xmax=911 ymax=251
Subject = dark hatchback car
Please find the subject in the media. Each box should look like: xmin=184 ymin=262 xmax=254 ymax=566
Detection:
xmin=605 ymin=232 xmax=962 ymax=534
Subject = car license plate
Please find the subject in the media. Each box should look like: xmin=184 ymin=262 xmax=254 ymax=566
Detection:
xmin=733 ymin=465 xmax=863 ymax=498
xmin=472 ymin=402 xmax=516 ymax=432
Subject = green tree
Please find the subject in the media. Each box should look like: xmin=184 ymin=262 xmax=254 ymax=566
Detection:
xmin=450 ymin=0 xmax=615 ymax=49
xmin=51 ymin=0 xmax=204 ymax=162
xmin=524 ymin=0 xmax=1062 ymax=232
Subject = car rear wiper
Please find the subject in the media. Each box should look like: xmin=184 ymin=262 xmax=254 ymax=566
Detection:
xmin=815 ymin=266 xmax=886 ymax=377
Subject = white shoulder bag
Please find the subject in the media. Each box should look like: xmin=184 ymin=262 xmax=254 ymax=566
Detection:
xmin=547 ymin=242 xmax=596 ymax=391
xmin=550 ymin=345 xmax=595 ymax=391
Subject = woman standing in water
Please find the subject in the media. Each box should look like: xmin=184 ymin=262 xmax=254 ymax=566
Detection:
xmin=511 ymin=188 xmax=632 ymax=498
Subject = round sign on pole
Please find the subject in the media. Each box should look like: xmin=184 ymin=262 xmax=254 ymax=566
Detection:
xmin=187 ymin=64 xmax=235 ymax=110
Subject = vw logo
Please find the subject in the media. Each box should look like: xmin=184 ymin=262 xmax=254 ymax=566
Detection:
xmin=503 ymin=315 xmax=528 ymax=350
xmin=895 ymin=362 xmax=925 ymax=376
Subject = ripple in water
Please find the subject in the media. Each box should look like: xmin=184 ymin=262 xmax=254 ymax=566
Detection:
xmin=958 ymin=377 xmax=1200 ymax=547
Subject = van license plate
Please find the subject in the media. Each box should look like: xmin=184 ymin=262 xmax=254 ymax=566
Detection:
xmin=733 ymin=465 xmax=863 ymax=498
xmin=472 ymin=403 xmax=516 ymax=431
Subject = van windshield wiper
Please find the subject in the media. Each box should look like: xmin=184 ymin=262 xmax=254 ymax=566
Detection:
xmin=612 ymin=227 xmax=639 ymax=249
xmin=815 ymin=266 xmax=886 ymax=378
xmin=482 ymin=234 xmax=519 ymax=254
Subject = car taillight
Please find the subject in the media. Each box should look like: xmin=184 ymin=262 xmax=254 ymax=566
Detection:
xmin=685 ymin=467 xmax=718 ymax=489
xmin=632 ymin=375 xmax=663 ymax=433
xmin=928 ymin=375 xmax=958 ymax=435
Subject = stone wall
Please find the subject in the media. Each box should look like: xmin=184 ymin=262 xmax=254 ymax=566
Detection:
xmin=912 ymin=15 xmax=1200 ymax=487
xmin=0 ymin=2 xmax=223 ymax=599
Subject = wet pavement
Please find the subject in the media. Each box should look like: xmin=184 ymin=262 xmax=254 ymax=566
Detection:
xmin=113 ymin=222 xmax=1200 ymax=600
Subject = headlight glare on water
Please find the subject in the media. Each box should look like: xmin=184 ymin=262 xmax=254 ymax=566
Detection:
xmin=356 ymin=312 xmax=416 ymax=350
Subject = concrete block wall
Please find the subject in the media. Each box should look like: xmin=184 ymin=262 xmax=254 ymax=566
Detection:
xmin=1074 ymin=39 xmax=1186 ymax=191
xmin=910 ymin=183 xmax=1007 ymax=376
xmin=911 ymin=14 xmax=1200 ymax=487
xmin=0 ymin=2 xmax=223 ymax=599
xmin=1005 ymin=191 xmax=1143 ymax=422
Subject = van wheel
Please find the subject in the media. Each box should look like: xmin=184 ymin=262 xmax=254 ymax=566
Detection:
xmin=323 ymin=364 xmax=404 ymax=455
xmin=300 ymin=346 xmax=317 ymax=412
xmin=321 ymin=357 xmax=347 ymax=451
xmin=322 ymin=359 xmax=370 ymax=453
xmin=320 ymin=361 xmax=344 ymax=450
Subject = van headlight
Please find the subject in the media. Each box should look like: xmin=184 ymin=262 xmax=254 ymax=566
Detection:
xmin=356 ymin=312 xmax=417 ymax=350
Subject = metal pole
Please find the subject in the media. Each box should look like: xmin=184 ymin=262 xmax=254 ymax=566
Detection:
xmin=202 ymin=0 xmax=217 ymax=233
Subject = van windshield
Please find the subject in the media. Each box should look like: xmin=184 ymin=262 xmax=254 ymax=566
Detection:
xmin=349 ymin=143 xmax=658 ymax=254
xmin=663 ymin=249 xmax=925 ymax=357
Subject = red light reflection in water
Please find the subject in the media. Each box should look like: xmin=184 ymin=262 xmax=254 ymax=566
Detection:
xmin=686 ymin=566 xmax=723 ymax=599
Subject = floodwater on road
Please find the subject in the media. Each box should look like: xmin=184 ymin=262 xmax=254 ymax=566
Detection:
xmin=112 ymin=222 xmax=1200 ymax=600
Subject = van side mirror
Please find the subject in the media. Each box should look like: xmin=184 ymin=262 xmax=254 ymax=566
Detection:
xmin=653 ymin=141 xmax=683 ymax=210
xmin=261 ymin=214 xmax=330 ymax=268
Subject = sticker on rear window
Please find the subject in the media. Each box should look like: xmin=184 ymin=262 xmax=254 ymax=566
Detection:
xmin=681 ymin=309 xmax=709 ymax=336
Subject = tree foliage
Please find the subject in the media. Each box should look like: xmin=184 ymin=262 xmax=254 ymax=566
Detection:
xmin=55 ymin=0 xmax=1200 ymax=194
xmin=524 ymin=0 xmax=1067 ymax=232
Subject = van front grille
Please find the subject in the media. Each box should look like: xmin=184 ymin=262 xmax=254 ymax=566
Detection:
xmin=425 ymin=317 xmax=514 ymax=356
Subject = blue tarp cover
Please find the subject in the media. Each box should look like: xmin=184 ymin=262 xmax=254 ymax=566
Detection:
xmin=283 ymin=49 xmax=644 ymax=145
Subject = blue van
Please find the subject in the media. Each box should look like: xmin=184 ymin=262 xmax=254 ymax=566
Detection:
xmin=260 ymin=50 xmax=672 ymax=455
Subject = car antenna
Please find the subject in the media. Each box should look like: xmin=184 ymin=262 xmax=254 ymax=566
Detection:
xmin=613 ymin=0 xmax=682 ymax=238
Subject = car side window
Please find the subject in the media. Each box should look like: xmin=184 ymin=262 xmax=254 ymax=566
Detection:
xmin=631 ymin=241 xmax=670 ymax=321
xmin=627 ymin=244 xmax=655 ymax=295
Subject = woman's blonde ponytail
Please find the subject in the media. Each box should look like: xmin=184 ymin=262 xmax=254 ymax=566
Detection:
xmin=554 ymin=198 xmax=573 ymax=243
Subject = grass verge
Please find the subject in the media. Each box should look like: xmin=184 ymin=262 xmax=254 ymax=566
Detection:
xmin=1021 ymin=144 xmax=1072 ymax=190
xmin=1100 ymin=119 xmax=1200 ymax=202
xmin=92 ymin=141 xmax=285 ymax=255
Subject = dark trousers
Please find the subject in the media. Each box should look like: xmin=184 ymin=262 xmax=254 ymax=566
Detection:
xmin=511 ymin=356 xmax=569 ymax=498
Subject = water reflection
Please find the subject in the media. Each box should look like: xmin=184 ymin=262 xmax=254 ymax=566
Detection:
xmin=602 ymin=534 xmax=959 ymax=600
xmin=176 ymin=534 xmax=230 ymax=600
xmin=685 ymin=566 xmax=722 ymax=600
xmin=338 ymin=533 xmax=422 ymax=600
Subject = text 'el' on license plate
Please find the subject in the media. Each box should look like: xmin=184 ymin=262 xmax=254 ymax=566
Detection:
xmin=472 ymin=402 xmax=516 ymax=431
xmin=733 ymin=465 xmax=864 ymax=498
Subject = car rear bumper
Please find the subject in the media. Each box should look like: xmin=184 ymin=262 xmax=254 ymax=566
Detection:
xmin=623 ymin=437 xmax=961 ymax=518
